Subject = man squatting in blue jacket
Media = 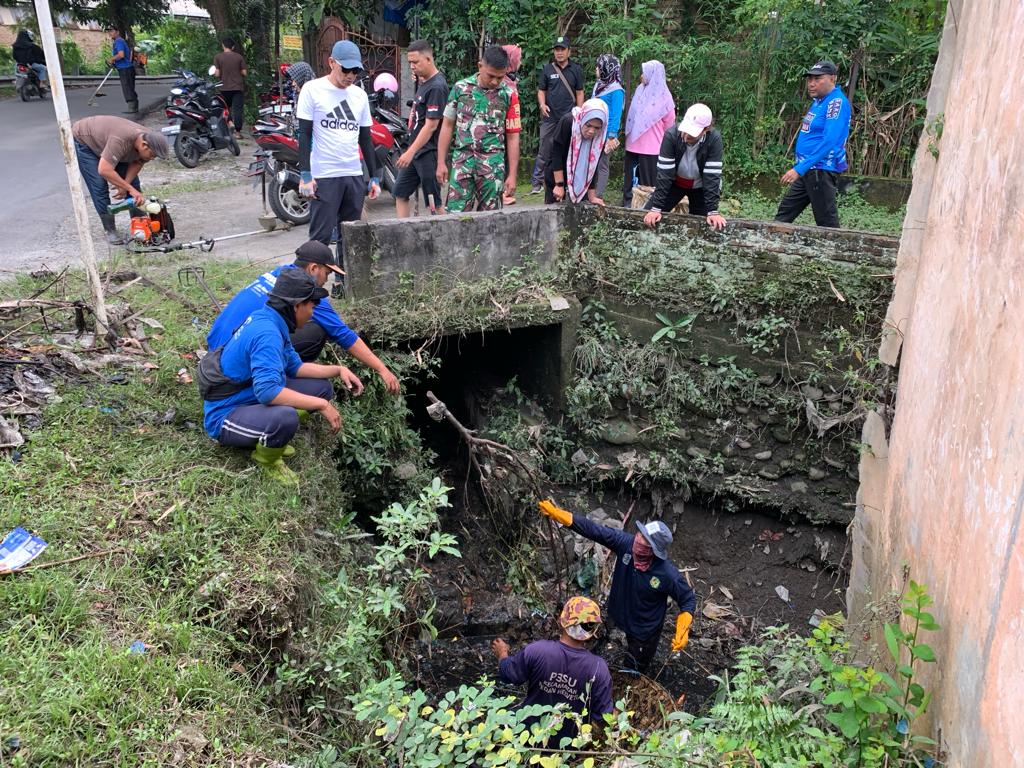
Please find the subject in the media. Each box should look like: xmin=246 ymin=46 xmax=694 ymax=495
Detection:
xmin=200 ymin=269 xmax=364 ymax=484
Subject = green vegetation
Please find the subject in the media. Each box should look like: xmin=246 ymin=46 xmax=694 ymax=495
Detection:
xmin=724 ymin=188 xmax=906 ymax=235
xmin=352 ymin=583 xmax=941 ymax=767
xmin=140 ymin=18 xmax=222 ymax=76
xmin=415 ymin=0 xmax=944 ymax=177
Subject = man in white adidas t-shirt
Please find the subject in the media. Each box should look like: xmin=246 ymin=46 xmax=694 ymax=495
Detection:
xmin=297 ymin=40 xmax=381 ymax=294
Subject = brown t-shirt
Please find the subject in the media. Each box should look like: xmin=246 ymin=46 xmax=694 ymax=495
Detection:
xmin=214 ymin=50 xmax=247 ymax=92
xmin=72 ymin=115 xmax=145 ymax=166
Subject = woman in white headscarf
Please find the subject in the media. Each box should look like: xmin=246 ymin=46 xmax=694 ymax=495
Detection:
xmin=622 ymin=60 xmax=675 ymax=207
xmin=545 ymin=98 xmax=609 ymax=206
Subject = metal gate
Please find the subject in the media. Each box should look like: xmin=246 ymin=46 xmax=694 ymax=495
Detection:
xmin=315 ymin=18 xmax=400 ymax=88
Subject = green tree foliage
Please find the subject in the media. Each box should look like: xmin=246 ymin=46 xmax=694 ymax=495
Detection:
xmin=411 ymin=0 xmax=944 ymax=176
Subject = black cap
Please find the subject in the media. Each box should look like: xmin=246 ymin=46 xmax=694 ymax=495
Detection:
xmin=294 ymin=240 xmax=345 ymax=275
xmin=268 ymin=268 xmax=328 ymax=304
xmin=553 ymin=35 xmax=570 ymax=49
xmin=804 ymin=60 xmax=838 ymax=76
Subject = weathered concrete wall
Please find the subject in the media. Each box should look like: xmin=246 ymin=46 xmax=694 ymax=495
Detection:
xmin=342 ymin=208 xmax=565 ymax=298
xmin=850 ymin=0 xmax=1024 ymax=765
xmin=343 ymin=206 xmax=898 ymax=524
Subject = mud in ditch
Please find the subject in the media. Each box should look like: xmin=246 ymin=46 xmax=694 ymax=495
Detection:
xmin=371 ymin=327 xmax=850 ymax=716
xmin=408 ymin=485 xmax=846 ymax=714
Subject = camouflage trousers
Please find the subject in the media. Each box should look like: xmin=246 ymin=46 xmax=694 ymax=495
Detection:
xmin=445 ymin=151 xmax=506 ymax=212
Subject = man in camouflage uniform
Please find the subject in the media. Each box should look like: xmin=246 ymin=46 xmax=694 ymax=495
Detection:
xmin=435 ymin=46 xmax=521 ymax=212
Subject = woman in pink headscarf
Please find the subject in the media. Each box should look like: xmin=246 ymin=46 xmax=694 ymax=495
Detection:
xmin=622 ymin=60 xmax=675 ymax=207
xmin=545 ymin=98 xmax=608 ymax=206
xmin=502 ymin=44 xmax=523 ymax=205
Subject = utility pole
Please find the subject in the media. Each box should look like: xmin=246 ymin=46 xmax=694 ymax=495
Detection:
xmin=32 ymin=0 xmax=112 ymax=341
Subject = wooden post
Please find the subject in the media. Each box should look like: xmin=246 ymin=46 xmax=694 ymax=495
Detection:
xmin=32 ymin=0 xmax=111 ymax=339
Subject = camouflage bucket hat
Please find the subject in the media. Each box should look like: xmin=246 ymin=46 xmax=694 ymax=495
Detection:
xmin=559 ymin=596 xmax=602 ymax=641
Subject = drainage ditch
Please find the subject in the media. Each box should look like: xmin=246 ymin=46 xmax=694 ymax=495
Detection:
xmin=374 ymin=324 xmax=850 ymax=713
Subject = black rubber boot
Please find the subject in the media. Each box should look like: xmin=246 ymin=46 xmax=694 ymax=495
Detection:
xmin=100 ymin=214 xmax=123 ymax=245
xmin=123 ymin=100 xmax=138 ymax=114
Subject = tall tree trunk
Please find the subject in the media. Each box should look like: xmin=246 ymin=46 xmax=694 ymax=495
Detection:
xmin=195 ymin=0 xmax=234 ymax=37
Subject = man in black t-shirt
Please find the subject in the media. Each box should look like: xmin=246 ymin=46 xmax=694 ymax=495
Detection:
xmin=530 ymin=35 xmax=584 ymax=194
xmin=395 ymin=40 xmax=449 ymax=218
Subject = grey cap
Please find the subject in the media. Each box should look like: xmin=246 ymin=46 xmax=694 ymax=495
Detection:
xmin=269 ymin=268 xmax=328 ymax=304
xmin=636 ymin=520 xmax=672 ymax=560
xmin=141 ymin=130 xmax=169 ymax=159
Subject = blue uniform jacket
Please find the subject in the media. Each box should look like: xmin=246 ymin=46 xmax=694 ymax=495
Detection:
xmin=571 ymin=515 xmax=696 ymax=641
xmin=206 ymin=264 xmax=359 ymax=352
xmin=112 ymin=36 xmax=133 ymax=70
xmin=597 ymin=88 xmax=624 ymax=139
xmin=794 ymin=85 xmax=851 ymax=176
xmin=202 ymin=307 xmax=304 ymax=439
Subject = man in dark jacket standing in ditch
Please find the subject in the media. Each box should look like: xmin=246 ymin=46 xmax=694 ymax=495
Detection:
xmin=643 ymin=103 xmax=727 ymax=230
xmin=539 ymin=499 xmax=696 ymax=674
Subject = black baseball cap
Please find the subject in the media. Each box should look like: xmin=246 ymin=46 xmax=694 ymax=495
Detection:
xmin=804 ymin=60 xmax=838 ymax=76
xmin=294 ymin=240 xmax=345 ymax=275
xmin=269 ymin=268 xmax=328 ymax=304
xmin=553 ymin=35 xmax=570 ymax=49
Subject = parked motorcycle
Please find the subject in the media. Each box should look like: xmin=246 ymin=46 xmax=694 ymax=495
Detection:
xmin=162 ymin=67 xmax=239 ymax=168
xmin=14 ymin=64 xmax=44 ymax=101
xmin=250 ymin=116 xmax=309 ymax=225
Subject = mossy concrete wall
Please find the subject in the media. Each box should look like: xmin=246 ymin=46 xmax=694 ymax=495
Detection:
xmin=342 ymin=207 xmax=898 ymax=524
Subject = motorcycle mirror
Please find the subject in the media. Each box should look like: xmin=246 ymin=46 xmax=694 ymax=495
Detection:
xmin=208 ymin=65 xmax=217 ymax=76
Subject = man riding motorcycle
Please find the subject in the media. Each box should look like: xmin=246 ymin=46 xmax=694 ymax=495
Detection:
xmin=11 ymin=30 xmax=47 ymax=91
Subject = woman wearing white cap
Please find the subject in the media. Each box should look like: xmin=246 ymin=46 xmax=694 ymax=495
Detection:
xmin=643 ymin=103 xmax=727 ymax=231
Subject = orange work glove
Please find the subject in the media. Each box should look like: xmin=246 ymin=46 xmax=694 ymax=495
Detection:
xmin=538 ymin=499 xmax=573 ymax=527
xmin=671 ymin=612 xmax=693 ymax=653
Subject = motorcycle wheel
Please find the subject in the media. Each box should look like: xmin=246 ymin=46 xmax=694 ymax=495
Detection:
xmin=19 ymin=86 xmax=30 ymax=102
xmin=228 ymin=135 xmax=241 ymax=157
xmin=174 ymin=132 xmax=201 ymax=168
xmin=268 ymin=176 xmax=311 ymax=225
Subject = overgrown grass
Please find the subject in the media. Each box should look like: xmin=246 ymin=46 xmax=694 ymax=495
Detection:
xmin=0 ymin=263 xmax=430 ymax=766
xmin=723 ymin=188 xmax=906 ymax=235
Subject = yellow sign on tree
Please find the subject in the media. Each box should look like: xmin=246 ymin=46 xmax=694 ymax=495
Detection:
xmin=282 ymin=34 xmax=302 ymax=50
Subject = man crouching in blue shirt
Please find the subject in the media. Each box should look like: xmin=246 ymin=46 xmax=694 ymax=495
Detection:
xmin=207 ymin=240 xmax=399 ymax=394
xmin=492 ymin=596 xmax=613 ymax=747
xmin=199 ymin=269 xmax=363 ymax=484
xmin=775 ymin=60 xmax=851 ymax=228
xmin=540 ymin=499 xmax=696 ymax=674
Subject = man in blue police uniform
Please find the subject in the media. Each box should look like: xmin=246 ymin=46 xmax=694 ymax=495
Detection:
xmin=539 ymin=499 xmax=696 ymax=674
xmin=206 ymin=240 xmax=399 ymax=393
xmin=774 ymin=60 xmax=851 ymax=228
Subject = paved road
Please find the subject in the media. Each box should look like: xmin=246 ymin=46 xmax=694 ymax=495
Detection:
xmin=0 ymin=83 xmax=169 ymax=275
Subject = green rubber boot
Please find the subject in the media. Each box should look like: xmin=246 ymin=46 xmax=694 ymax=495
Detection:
xmin=282 ymin=444 xmax=296 ymax=459
xmin=296 ymin=408 xmax=311 ymax=425
xmin=251 ymin=444 xmax=298 ymax=485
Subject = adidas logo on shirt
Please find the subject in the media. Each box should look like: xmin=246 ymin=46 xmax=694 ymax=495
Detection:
xmin=320 ymin=100 xmax=360 ymax=130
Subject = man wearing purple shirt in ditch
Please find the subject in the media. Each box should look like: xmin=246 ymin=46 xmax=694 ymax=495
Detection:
xmin=491 ymin=596 xmax=613 ymax=746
